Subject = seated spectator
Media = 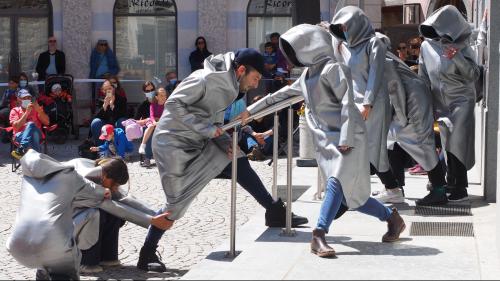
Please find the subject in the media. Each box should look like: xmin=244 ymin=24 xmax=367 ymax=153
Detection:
xmin=19 ymin=72 xmax=38 ymax=98
xmin=138 ymin=88 xmax=168 ymax=167
xmin=245 ymin=97 xmax=275 ymax=161
xmin=35 ymin=36 xmax=66 ymax=82
xmin=164 ymin=71 xmax=179 ymax=94
xmin=189 ymin=36 xmax=212 ymax=72
xmin=9 ymin=89 xmax=50 ymax=159
xmin=90 ymin=80 xmax=128 ymax=145
xmin=134 ymin=81 xmax=155 ymax=166
xmin=97 ymin=75 xmax=126 ymax=109
xmin=0 ymin=76 xmax=19 ymax=142
xmin=37 ymin=83 xmax=72 ymax=125
xmin=263 ymin=42 xmax=277 ymax=77
xmin=90 ymin=124 xmax=133 ymax=159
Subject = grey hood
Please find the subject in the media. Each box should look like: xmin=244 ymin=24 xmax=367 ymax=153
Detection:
xmin=279 ymin=24 xmax=336 ymax=67
xmin=330 ymin=6 xmax=375 ymax=48
xmin=419 ymin=5 xmax=471 ymax=43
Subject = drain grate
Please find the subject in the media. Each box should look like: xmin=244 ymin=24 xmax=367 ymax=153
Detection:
xmin=410 ymin=222 xmax=474 ymax=237
xmin=415 ymin=204 xmax=472 ymax=216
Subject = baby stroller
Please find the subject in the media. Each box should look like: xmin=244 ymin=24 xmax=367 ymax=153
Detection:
xmin=39 ymin=74 xmax=76 ymax=144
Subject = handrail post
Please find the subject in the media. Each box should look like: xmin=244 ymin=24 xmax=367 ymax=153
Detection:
xmin=272 ymin=112 xmax=279 ymax=199
xmin=316 ymin=167 xmax=324 ymax=200
xmin=227 ymin=129 xmax=238 ymax=257
xmin=281 ymin=106 xmax=296 ymax=237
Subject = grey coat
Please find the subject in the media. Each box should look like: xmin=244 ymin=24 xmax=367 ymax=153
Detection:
xmin=152 ymin=52 xmax=244 ymax=220
xmin=248 ymin=24 xmax=369 ymax=209
xmin=6 ymin=151 xmax=156 ymax=276
xmin=330 ymin=6 xmax=392 ymax=172
xmin=419 ymin=5 xmax=480 ymax=169
xmin=384 ymin=51 xmax=439 ymax=171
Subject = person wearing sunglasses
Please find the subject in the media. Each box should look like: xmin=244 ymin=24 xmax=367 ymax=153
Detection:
xmin=189 ymin=36 xmax=212 ymax=72
xmin=35 ymin=36 xmax=66 ymax=82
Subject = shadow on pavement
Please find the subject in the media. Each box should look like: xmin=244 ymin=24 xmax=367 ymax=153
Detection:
xmin=81 ymin=265 xmax=188 ymax=280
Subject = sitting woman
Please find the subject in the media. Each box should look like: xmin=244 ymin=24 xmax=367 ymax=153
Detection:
xmin=138 ymin=87 xmax=168 ymax=167
xmin=7 ymin=150 xmax=172 ymax=279
xmin=90 ymin=79 xmax=128 ymax=145
xmin=134 ymin=81 xmax=155 ymax=166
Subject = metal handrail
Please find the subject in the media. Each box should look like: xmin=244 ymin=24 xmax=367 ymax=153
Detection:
xmin=224 ymin=94 xmax=304 ymax=257
xmin=222 ymin=95 xmax=304 ymax=131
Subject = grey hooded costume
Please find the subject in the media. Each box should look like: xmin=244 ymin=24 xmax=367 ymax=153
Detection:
xmin=377 ymin=33 xmax=439 ymax=172
xmin=419 ymin=5 xmax=480 ymax=170
xmin=329 ymin=6 xmax=392 ymax=172
xmin=152 ymin=52 xmax=244 ymax=220
xmin=248 ymin=24 xmax=370 ymax=209
xmin=6 ymin=150 xmax=156 ymax=278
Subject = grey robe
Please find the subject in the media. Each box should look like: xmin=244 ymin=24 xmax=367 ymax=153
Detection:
xmin=419 ymin=5 xmax=480 ymax=170
xmin=385 ymin=51 xmax=439 ymax=171
xmin=248 ymin=24 xmax=370 ymax=209
xmin=6 ymin=151 xmax=157 ymax=277
xmin=330 ymin=6 xmax=392 ymax=172
xmin=152 ymin=52 xmax=243 ymax=220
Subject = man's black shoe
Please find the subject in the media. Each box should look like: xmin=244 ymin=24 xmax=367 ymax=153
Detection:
xmin=265 ymin=198 xmax=308 ymax=227
xmin=137 ymin=245 xmax=167 ymax=272
xmin=448 ymin=188 xmax=469 ymax=202
xmin=416 ymin=190 xmax=448 ymax=206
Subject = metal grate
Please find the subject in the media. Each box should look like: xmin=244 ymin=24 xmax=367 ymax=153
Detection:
xmin=410 ymin=222 xmax=474 ymax=237
xmin=415 ymin=204 xmax=472 ymax=216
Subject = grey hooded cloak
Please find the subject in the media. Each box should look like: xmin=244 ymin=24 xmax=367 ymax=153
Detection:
xmin=248 ymin=24 xmax=370 ymax=209
xmin=376 ymin=33 xmax=439 ymax=171
xmin=419 ymin=5 xmax=480 ymax=170
xmin=6 ymin=150 xmax=157 ymax=278
xmin=152 ymin=52 xmax=244 ymax=220
xmin=329 ymin=6 xmax=392 ymax=172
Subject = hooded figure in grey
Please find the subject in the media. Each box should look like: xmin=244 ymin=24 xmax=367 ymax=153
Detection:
xmin=6 ymin=150 xmax=160 ymax=279
xmin=329 ymin=6 xmax=392 ymax=173
xmin=248 ymin=24 xmax=370 ymax=209
xmin=247 ymin=24 xmax=405 ymax=258
xmin=377 ymin=32 xmax=439 ymax=173
xmin=152 ymin=52 xmax=244 ymax=221
xmin=419 ymin=5 xmax=479 ymax=190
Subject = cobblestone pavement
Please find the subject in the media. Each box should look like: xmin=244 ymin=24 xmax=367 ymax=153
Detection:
xmin=0 ymin=139 xmax=292 ymax=280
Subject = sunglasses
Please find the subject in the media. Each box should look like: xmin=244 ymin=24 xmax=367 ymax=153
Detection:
xmin=99 ymin=43 xmax=108 ymax=46
xmin=197 ymin=41 xmax=205 ymax=45
xmin=48 ymin=40 xmax=56 ymax=43
xmin=410 ymin=44 xmax=421 ymax=49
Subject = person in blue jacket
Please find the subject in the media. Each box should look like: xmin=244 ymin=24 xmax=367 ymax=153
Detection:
xmin=91 ymin=124 xmax=133 ymax=159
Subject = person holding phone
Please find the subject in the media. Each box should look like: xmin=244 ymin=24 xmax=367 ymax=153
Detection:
xmin=9 ymin=89 xmax=50 ymax=159
xmin=90 ymin=80 xmax=128 ymax=146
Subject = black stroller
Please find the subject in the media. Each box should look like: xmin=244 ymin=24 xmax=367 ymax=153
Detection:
xmin=39 ymin=74 xmax=77 ymax=144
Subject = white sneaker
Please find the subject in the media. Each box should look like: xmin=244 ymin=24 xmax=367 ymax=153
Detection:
xmin=374 ymin=188 xmax=405 ymax=204
xmin=80 ymin=265 xmax=103 ymax=274
xmin=99 ymin=259 xmax=121 ymax=267
xmin=138 ymin=143 xmax=146 ymax=155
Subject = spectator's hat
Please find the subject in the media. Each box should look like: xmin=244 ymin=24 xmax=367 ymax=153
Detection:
xmin=51 ymin=83 xmax=62 ymax=91
xmin=234 ymin=48 xmax=265 ymax=75
xmin=99 ymin=124 xmax=115 ymax=140
xmin=17 ymin=89 xmax=32 ymax=98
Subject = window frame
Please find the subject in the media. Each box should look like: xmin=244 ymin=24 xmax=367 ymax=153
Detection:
xmin=246 ymin=0 xmax=294 ymax=48
xmin=112 ymin=0 xmax=178 ymax=77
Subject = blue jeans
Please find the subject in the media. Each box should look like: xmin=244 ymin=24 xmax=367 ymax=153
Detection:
xmin=15 ymin=122 xmax=42 ymax=152
xmin=91 ymin=117 xmax=127 ymax=146
xmin=246 ymin=134 xmax=273 ymax=155
xmin=143 ymin=129 xmax=153 ymax=160
xmin=316 ymin=177 xmax=392 ymax=233
xmin=144 ymin=157 xmax=275 ymax=248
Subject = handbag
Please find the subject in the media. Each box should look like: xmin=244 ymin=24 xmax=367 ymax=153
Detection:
xmin=78 ymin=139 xmax=98 ymax=160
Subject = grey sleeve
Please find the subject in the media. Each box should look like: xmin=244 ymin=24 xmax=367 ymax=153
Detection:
xmin=98 ymin=199 xmax=153 ymax=229
xmin=363 ymin=38 xmax=387 ymax=106
xmin=247 ymin=78 xmax=303 ymax=115
xmin=164 ymin=75 xmax=218 ymax=138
